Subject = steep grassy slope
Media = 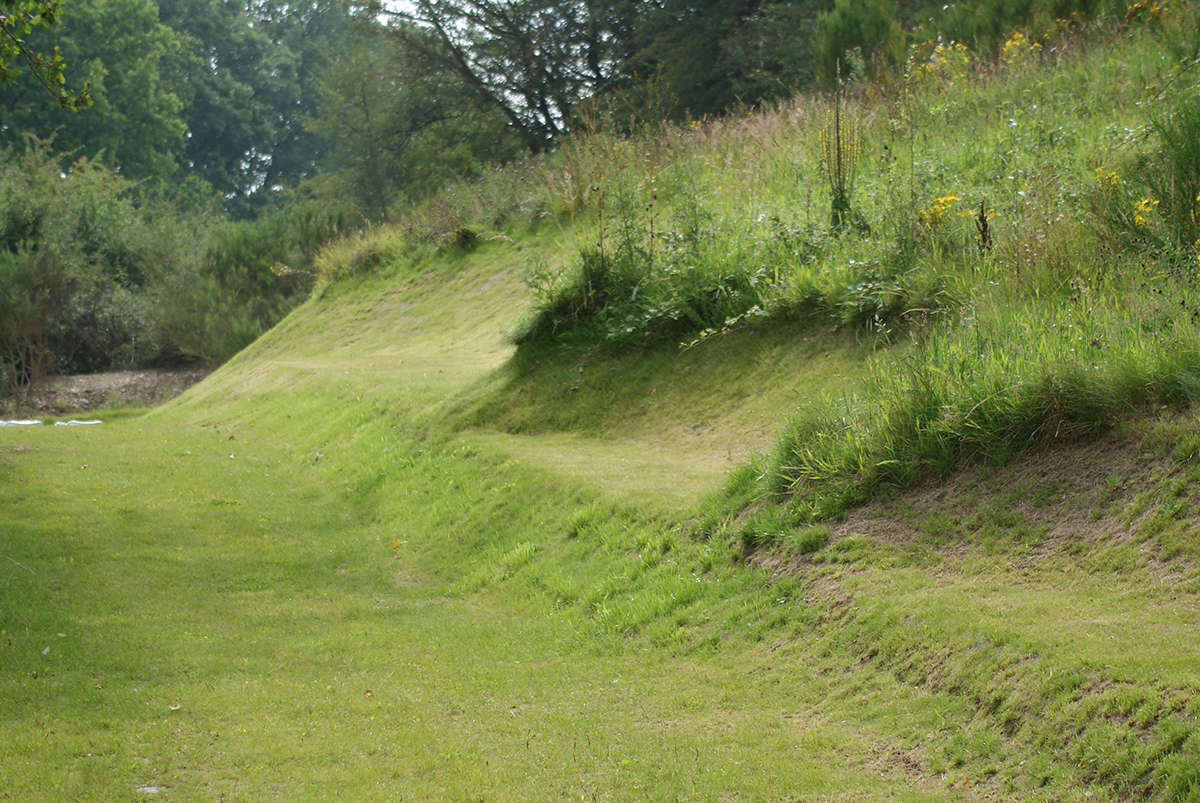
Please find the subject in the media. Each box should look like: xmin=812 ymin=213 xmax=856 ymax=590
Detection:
xmin=1 ymin=235 xmax=921 ymax=801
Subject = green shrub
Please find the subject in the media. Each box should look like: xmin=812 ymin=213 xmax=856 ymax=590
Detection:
xmin=1137 ymin=84 xmax=1200 ymax=269
xmin=149 ymin=201 xmax=357 ymax=365
xmin=0 ymin=245 xmax=68 ymax=390
xmin=812 ymin=0 xmax=906 ymax=89
xmin=0 ymin=144 xmax=171 ymax=381
xmin=913 ymin=0 xmax=1125 ymax=52
xmin=314 ymin=225 xmax=408 ymax=283
xmin=154 ymin=216 xmax=299 ymax=366
xmin=1091 ymin=25 xmax=1200 ymax=273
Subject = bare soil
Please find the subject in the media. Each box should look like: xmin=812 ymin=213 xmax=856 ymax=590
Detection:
xmin=749 ymin=430 xmax=1170 ymax=578
xmin=9 ymin=368 xmax=210 ymax=414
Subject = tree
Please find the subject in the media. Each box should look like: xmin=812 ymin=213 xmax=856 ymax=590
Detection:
xmin=1 ymin=0 xmax=90 ymax=109
xmin=1 ymin=0 xmax=185 ymax=181
xmin=720 ymin=0 xmax=833 ymax=104
xmin=306 ymin=19 xmax=521 ymax=217
xmin=381 ymin=0 xmax=621 ymax=150
xmin=0 ymin=141 xmax=171 ymax=385
xmin=158 ymin=0 xmax=301 ymax=216
xmin=158 ymin=0 xmax=357 ymax=217
xmin=307 ymin=23 xmax=426 ymax=218
xmin=812 ymin=0 xmax=904 ymax=89
xmin=252 ymin=0 xmax=357 ymax=192
xmin=0 ymin=245 xmax=69 ymax=391
xmin=619 ymin=0 xmax=762 ymax=118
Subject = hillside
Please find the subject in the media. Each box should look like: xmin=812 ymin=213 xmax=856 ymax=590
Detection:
xmin=4 ymin=14 xmax=1200 ymax=802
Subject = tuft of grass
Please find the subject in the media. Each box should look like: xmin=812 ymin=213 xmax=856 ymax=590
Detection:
xmin=313 ymin=223 xmax=413 ymax=283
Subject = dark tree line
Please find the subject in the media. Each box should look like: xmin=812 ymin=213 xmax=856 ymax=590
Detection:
xmin=4 ymin=0 xmax=1127 ymax=220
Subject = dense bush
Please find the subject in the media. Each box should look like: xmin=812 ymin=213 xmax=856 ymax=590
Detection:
xmin=152 ymin=204 xmax=352 ymax=366
xmin=910 ymin=0 xmax=1126 ymax=51
xmin=1094 ymin=14 xmax=1200 ymax=274
xmin=0 ymin=142 xmax=355 ymax=395
xmin=0 ymin=144 xmax=169 ymax=389
xmin=813 ymin=0 xmax=906 ymax=88
xmin=1134 ymin=82 xmax=1200 ymax=268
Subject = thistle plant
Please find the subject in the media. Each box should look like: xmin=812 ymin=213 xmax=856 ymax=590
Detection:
xmin=820 ymin=83 xmax=862 ymax=234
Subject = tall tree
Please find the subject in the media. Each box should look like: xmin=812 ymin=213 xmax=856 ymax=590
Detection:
xmin=158 ymin=0 xmax=301 ymax=216
xmin=307 ymin=19 xmax=520 ymax=217
xmin=253 ymin=0 xmax=356 ymax=194
xmin=381 ymin=0 xmax=621 ymax=150
xmin=720 ymin=0 xmax=832 ymax=103
xmin=1 ymin=0 xmax=182 ymax=179
xmin=621 ymin=0 xmax=762 ymax=117
xmin=158 ymin=0 xmax=355 ymax=217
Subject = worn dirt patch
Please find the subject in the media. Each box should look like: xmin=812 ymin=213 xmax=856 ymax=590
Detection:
xmin=833 ymin=434 xmax=1146 ymax=549
xmin=750 ymin=431 xmax=1168 ymax=578
xmin=10 ymin=369 xmax=210 ymax=414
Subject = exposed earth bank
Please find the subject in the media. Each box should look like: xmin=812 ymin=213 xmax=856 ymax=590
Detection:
xmin=7 ymin=368 xmax=210 ymax=414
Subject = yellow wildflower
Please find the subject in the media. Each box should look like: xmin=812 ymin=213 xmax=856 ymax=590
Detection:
xmin=909 ymin=40 xmax=971 ymax=86
xmin=1095 ymin=166 xmax=1120 ymax=190
xmin=919 ymin=192 xmax=962 ymax=226
xmin=1125 ymin=0 xmax=1167 ymax=25
xmin=1002 ymin=29 xmax=1042 ymax=66
xmin=1134 ymin=197 xmax=1159 ymax=227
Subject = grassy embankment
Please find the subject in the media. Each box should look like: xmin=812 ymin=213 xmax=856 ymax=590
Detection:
xmin=4 ymin=12 xmax=1200 ymax=801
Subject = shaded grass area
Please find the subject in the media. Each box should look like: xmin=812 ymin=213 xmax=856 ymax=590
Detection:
xmin=445 ymin=320 xmax=876 ymax=458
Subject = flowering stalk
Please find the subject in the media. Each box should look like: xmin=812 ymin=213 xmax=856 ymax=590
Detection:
xmin=820 ymin=80 xmax=861 ymax=234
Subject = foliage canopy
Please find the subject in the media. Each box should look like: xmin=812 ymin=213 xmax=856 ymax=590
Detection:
xmin=0 ymin=0 xmax=90 ymax=109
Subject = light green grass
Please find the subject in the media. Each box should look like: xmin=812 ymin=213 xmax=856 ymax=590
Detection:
xmin=0 ymin=330 xmax=951 ymax=801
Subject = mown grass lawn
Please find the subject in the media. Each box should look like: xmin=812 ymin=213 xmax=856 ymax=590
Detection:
xmin=2 ymin=402 xmax=956 ymax=801
xmin=0 ymin=251 xmax=914 ymax=801
xmin=4 ymin=244 xmax=1198 ymax=800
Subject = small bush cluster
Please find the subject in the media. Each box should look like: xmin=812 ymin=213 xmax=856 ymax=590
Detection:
xmin=0 ymin=145 xmax=175 ymax=389
xmin=153 ymin=206 xmax=349 ymax=366
xmin=765 ymin=281 xmax=1200 ymax=522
